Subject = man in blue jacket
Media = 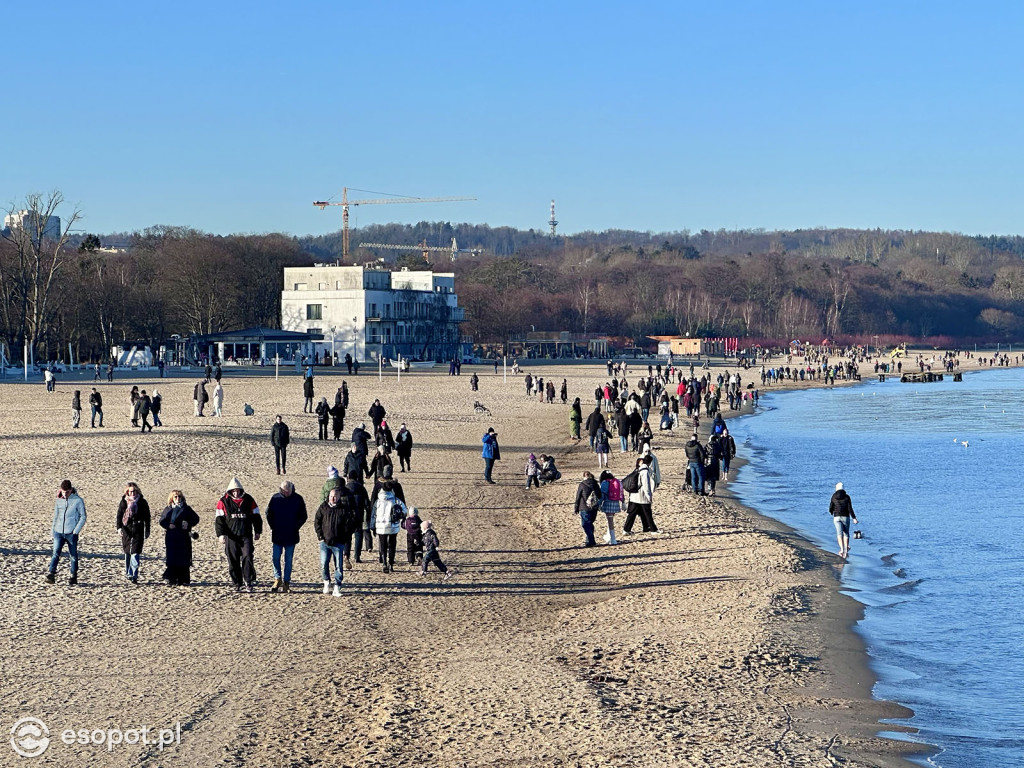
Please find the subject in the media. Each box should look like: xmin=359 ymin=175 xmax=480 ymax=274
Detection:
xmin=481 ymin=428 xmax=501 ymax=484
xmin=47 ymin=479 xmax=87 ymax=585
xmin=265 ymin=481 xmax=307 ymax=593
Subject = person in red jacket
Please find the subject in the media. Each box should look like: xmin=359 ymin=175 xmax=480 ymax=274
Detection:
xmin=214 ymin=477 xmax=262 ymax=592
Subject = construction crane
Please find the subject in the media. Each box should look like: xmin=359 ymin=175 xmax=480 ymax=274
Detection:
xmin=313 ymin=187 xmax=475 ymax=262
xmin=359 ymin=237 xmax=482 ymax=264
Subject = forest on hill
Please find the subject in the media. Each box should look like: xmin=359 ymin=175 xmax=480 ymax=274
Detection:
xmin=5 ymin=193 xmax=1024 ymax=362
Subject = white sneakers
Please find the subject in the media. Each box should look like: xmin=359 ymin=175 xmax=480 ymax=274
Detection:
xmin=332 ymin=584 xmax=342 ymax=597
xmin=322 ymin=580 xmax=330 ymax=594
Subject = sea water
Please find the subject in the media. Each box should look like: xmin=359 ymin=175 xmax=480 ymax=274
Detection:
xmin=729 ymin=367 xmax=1024 ymax=768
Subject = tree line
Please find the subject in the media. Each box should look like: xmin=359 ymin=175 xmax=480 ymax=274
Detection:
xmin=4 ymin=192 xmax=1024 ymax=364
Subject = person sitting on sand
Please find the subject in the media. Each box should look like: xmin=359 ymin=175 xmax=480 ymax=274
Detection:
xmin=538 ymin=454 xmax=561 ymax=484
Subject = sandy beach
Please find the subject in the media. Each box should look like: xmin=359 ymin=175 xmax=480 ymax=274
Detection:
xmin=1 ymin=353 xmax=998 ymax=767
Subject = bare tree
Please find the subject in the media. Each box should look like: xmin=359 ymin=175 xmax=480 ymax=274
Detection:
xmin=1 ymin=191 xmax=81 ymax=359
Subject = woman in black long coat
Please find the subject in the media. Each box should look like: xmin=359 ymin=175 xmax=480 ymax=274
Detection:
xmin=159 ymin=490 xmax=200 ymax=586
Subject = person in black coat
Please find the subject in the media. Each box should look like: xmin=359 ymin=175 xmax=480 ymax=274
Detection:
xmin=315 ymin=397 xmax=330 ymax=440
xmin=265 ymin=480 xmax=307 ymax=592
xmin=368 ymin=399 xmax=387 ymax=431
xmin=159 ymin=490 xmax=200 ymax=586
xmin=395 ymin=423 xmax=413 ymax=472
xmin=344 ymin=443 xmax=370 ymax=483
xmin=351 ymin=422 xmax=371 ymax=452
xmin=829 ymin=482 xmax=858 ymax=559
xmin=329 ymin=399 xmax=345 ymax=441
xmin=71 ymin=390 xmax=82 ymax=429
xmin=116 ymin=482 xmax=151 ymax=583
xmin=346 ymin=472 xmax=372 ymax=560
xmin=271 ymin=415 xmax=290 ymax=474
xmin=303 ymin=375 xmax=314 ymax=413
xmin=584 ymin=406 xmax=607 ymax=450
xmin=574 ymin=472 xmax=602 ymax=547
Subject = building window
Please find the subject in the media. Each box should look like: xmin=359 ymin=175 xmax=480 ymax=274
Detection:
xmin=369 ymin=303 xmax=377 ymax=317
xmin=294 ymin=283 xmax=307 ymax=291
xmin=336 ymin=281 xmax=342 ymax=289
xmin=318 ymin=282 xmax=327 ymax=290
xmin=308 ymin=327 xmax=322 ymax=336
xmin=306 ymin=304 xmax=323 ymax=320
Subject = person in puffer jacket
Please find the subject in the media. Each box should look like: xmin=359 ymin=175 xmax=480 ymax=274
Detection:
xmin=47 ymin=479 xmax=87 ymax=585
xmin=370 ymin=481 xmax=405 ymax=573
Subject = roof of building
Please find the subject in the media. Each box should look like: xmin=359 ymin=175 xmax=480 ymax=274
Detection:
xmin=193 ymin=326 xmax=324 ymax=343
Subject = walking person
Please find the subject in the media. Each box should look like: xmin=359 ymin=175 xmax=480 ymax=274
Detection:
xmin=151 ymin=390 xmax=163 ymax=427
xmin=71 ymin=389 xmax=82 ymax=429
xmin=622 ymin=456 xmax=657 ymax=534
xmin=314 ymin=487 xmax=354 ymax=597
xmin=721 ymin=426 xmax=736 ymax=480
xmin=829 ymin=482 xmax=858 ymax=559
xmin=395 ymin=423 xmax=413 ymax=472
xmin=271 ymin=415 xmax=290 ymax=475
xmin=684 ymin=432 xmax=707 ymax=496
xmin=419 ymin=520 xmax=453 ymax=580
xmin=569 ymin=397 xmax=582 ymax=441
xmin=303 ymin=374 xmax=314 ymax=413
xmin=574 ymin=471 xmax=602 ymax=547
xmin=525 ymin=453 xmax=541 ymax=489
xmin=595 ymin=426 xmax=610 ymax=469
xmin=585 ymin=405 xmax=606 ymax=450
xmin=316 ymin=396 xmax=330 ymax=440
xmin=193 ymin=379 xmax=208 ymax=417
xmin=598 ymin=470 xmax=622 ymax=545
xmin=481 ymin=427 xmax=501 ymax=484
xmin=371 ymin=480 xmax=405 ymax=572
xmin=138 ymin=390 xmax=153 ymax=432
xmin=89 ymin=387 xmax=104 ymax=427
xmin=401 ymin=506 xmax=424 ymax=567
xmin=213 ymin=381 xmax=224 ymax=417
xmin=266 ymin=480 xmax=308 ymax=593
xmin=329 ymin=397 xmax=345 ymax=441
xmin=116 ymin=482 xmax=151 ymax=584
xmin=129 ymin=385 xmax=141 ymax=426
xmin=347 ymin=470 xmax=372 ymax=563
xmin=46 ymin=479 xmax=87 ymax=585
xmin=159 ymin=490 xmax=200 ymax=586
xmin=214 ymin=477 xmax=263 ymax=592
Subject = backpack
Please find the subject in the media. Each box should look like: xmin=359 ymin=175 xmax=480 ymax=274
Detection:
xmin=584 ymin=489 xmax=600 ymax=513
xmin=622 ymin=469 xmax=641 ymax=494
xmin=389 ymin=498 xmax=407 ymax=525
xmin=607 ymin=477 xmax=624 ymax=502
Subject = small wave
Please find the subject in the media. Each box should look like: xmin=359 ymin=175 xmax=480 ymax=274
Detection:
xmin=881 ymin=553 xmax=898 ymax=564
xmin=879 ymin=579 xmax=924 ymax=593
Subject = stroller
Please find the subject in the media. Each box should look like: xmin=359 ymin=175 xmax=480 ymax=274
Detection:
xmin=473 ymin=400 xmax=491 ymax=416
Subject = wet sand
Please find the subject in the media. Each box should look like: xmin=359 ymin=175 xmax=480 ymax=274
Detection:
xmin=1 ymin=354 xmax=996 ymax=766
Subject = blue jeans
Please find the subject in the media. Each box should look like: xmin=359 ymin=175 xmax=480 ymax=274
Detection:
xmin=91 ymin=405 xmax=103 ymax=427
xmin=619 ymin=436 xmax=628 ymax=452
xmin=688 ymin=461 xmax=705 ymax=495
xmin=124 ymin=553 xmax=141 ymax=579
xmin=580 ymin=510 xmax=597 ymax=545
xmin=319 ymin=542 xmax=344 ymax=585
xmin=49 ymin=533 xmax=79 ymax=576
xmin=641 ymin=408 xmax=649 ymax=422
xmin=483 ymin=457 xmax=495 ymax=482
xmin=273 ymin=544 xmax=295 ymax=581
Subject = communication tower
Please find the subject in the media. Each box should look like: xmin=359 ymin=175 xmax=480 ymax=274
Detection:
xmin=549 ymin=200 xmax=558 ymax=237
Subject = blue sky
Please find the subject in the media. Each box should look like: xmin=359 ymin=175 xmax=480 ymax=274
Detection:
xmin=3 ymin=1 xmax=1022 ymax=237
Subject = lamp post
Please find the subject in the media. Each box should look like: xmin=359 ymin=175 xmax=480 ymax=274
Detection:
xmin=330 ymin=325 xmax=337 ymax=367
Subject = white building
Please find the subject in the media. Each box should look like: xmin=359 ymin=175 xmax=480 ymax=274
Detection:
xmin=4 ymin=210 xmax=61 ymax=240
xmin=280 ymin=264 xmax=466 ymax=363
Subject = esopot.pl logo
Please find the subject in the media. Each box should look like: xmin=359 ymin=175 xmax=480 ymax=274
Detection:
xmin=11 ymin=717 xmax=50 ymax=758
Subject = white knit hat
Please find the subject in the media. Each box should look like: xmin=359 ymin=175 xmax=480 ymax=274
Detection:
xmin=835 ymin=482 xmax=843 ymax=491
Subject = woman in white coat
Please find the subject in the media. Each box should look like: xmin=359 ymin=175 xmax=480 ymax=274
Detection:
xmin=370 ymin=480 xmax=405 ymax=573
xmin=622 ymin=455 xmax=658 ymax=534
xmin=213 ymin=382 xmax=224 ymax=417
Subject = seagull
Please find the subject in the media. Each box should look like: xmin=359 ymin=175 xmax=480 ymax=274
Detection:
xmin=961 ymin=440 xmax=969 ymax=448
